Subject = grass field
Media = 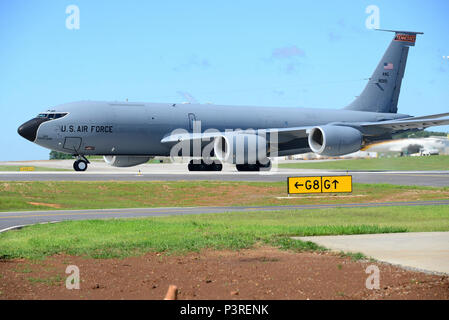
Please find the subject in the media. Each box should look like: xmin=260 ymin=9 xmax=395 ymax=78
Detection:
xmin=1 ymin=181 xmax=449 ymax=212
xmin=0 ymin=165 xmax=69 ymax=172
xmin=1 ymin=205 xmax=448 ymax=259
xmin=279 ymin=155 xmax=449 ymax=171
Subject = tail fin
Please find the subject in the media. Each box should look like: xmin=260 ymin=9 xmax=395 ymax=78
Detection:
xmin=345 ymin=29 xmax=423 ymax=113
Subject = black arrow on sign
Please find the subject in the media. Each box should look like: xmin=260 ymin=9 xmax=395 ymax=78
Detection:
xmin=332 ymin=180 xmax=339 ymax=188
xmin=295 ymin=182 xmax=303 ymax=189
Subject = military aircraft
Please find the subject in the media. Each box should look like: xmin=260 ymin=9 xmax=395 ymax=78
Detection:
xmin=18 ymin=30 xmax=449 ymax=172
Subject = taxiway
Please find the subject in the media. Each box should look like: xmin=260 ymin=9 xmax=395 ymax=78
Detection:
xmin=2 ymin=200 xmax=449 ymax=231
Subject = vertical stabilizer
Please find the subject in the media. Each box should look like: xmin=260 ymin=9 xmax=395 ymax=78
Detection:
xmin=345 ymin=30 xmax=423 ymax=113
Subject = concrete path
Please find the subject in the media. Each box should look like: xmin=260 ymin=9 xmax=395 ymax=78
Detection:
xmin=294 ymin=232 xmax=449 ymax=275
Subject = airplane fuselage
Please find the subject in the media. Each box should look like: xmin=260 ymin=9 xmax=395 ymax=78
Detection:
xmin=30 ymin=101 xmax=408 ymax=157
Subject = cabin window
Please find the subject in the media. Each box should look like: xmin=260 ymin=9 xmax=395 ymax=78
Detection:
xmin=36 ymin=112 xmax=68 ymax=119
xmin=54 ymin=113 xmax=68 ymax=119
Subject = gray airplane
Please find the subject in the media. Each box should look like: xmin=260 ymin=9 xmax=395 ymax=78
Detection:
xmin=18 ymin=30 xmax=449 ymax=172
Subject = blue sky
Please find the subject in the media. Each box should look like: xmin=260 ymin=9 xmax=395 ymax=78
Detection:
xmin=1 ymin=0 xmax=448 ymax=160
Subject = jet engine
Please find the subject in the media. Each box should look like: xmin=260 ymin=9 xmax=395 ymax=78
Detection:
xmin=308 ymin=125 xmax=363 ymax=156
xmin=103 ymin=156 xmax=152 ymax=167
xmin=213 ymin=133 xmax=270 ymax=165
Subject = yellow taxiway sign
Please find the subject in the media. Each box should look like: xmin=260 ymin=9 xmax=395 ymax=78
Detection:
xmin=19 ymin=167 xmax=35 ymax=171
xmin=287 ymin=176 xmax=352 ymax=194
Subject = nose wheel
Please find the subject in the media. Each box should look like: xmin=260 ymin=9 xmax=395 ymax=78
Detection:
xmin=73 ymin=157 xmax=89 ymax=171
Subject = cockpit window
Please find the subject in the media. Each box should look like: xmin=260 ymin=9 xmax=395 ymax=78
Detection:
xmin=36 ymin=112 xmax=68 ymax=120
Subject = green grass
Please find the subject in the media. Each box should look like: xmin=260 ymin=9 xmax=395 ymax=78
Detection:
xmin=338 ymin=251 xmax=367 ymax=261
xmin=279 ymin=155 xmax=449 ymax=171
xmin=0 ymin=165 xmax=69 ymax=172
xmin=13 ymin=267 xmax=33 ymax=273
xmin=1 ymin=205 xmax=448 ymax=260
xmin=27 ymin=275 xmax=63 ymax=285
xmin=1 ymin=181 xmax=448 ymax=212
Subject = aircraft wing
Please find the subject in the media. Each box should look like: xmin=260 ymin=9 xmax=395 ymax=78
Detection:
xmin=269 ymin=113 xmax=449 ymax=137
xmin=161 ymin=131 xmax=232 ymax=143
xmin=160 ymin=126 xmax=312 ymax=144
xmin=270 ymin=114 xmax=449 ymax=140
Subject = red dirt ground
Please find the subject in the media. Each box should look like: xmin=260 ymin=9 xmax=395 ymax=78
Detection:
xmin=0 ymin=247 xmax=448 ymax=300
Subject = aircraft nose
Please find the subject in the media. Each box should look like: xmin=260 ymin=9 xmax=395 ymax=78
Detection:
xmin=17 ymin=118 xmax=48 ymax=142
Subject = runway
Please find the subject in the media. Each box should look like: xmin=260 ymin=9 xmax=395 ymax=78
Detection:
xmin=1 ymin=199 xmax=449 ymax=231
xmin=1 ymin=170 xmax=449 ymax=187
xmin=1 ymin=160 xmax=449 ymax=186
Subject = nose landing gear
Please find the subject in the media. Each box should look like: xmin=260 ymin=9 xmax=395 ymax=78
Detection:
xmin=73 ymin=156 xmax=90 ymax=172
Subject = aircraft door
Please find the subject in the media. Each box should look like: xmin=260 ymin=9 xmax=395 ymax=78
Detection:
xmin=63 ymin=137 xmax=82 ymax=153
xmin=188 ymin=113 xmax=197 ymax=131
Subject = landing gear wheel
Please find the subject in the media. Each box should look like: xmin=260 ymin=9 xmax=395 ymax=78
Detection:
xmin=73 ymin=159 xmax=88 ymax=172
xmin=236 ymin=160 xmax=271 ymax=172
xmin=236 ymin=164 xmax=259 ymax=171
xmin=188 ymin=160 xmax=223 ymax=171
xmin=259 ymin=159 xmax=272 ymax=171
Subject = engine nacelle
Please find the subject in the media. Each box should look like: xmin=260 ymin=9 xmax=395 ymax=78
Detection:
xmin=213 ymin=133 xmax=269 ymax=164
xmin=103 ymin=156 xmax=152 ymax=167
xmin=308 ymin=125 xmax=363 ymax=156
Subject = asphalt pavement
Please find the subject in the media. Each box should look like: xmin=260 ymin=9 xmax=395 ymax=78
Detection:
xmin=2 ymin=160 xmax=449 ymax=186
xmin=1 ymin=170 xmax=449 ymax=187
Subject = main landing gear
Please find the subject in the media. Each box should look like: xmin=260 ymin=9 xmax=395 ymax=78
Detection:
xmin=236 ymin=160 xmax=272 ymax=172
xmin=188 ymin=159 xmax=223 ymax=171
xmin=73 ymin=156 xmax=90 ymax=172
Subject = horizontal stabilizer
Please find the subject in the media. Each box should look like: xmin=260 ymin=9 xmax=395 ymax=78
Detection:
xmin=361 ymin=116 xmax=449 ymax=131
xmin=376 ymin=29 xmax=424 ymax=47
xmin=399 ymin=112 xmax=449 ymax=121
